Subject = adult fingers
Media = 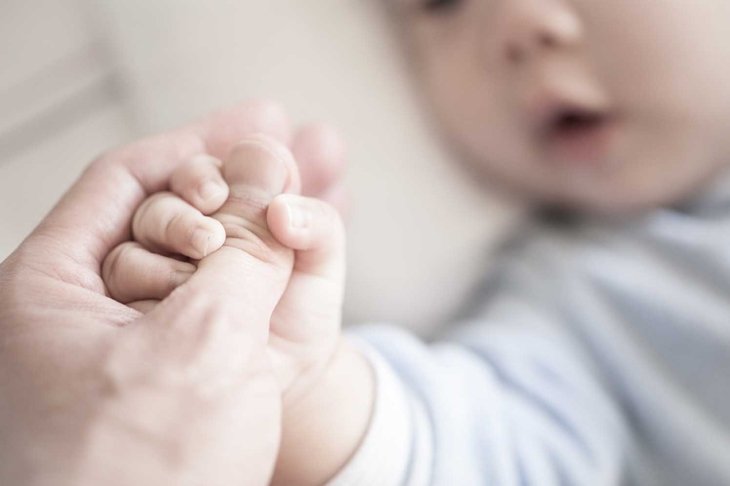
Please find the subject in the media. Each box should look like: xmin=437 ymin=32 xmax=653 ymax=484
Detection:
xmin=128 ymin=300 xmax=160 ymax=314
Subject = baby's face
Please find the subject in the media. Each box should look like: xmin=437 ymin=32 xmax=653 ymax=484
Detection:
xmin=395 ymin=0 xmax=730 ymax=212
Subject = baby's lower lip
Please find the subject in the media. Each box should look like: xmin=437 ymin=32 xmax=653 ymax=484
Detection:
xmin=541 ymin=116 xmax=617 ymax=167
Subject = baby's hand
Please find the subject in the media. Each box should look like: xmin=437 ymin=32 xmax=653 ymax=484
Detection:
xmin=102 ymin=152 xmax=229 ymax=310
xmin=103 ymin=127 xmax=347 ymax=390
xmin=102 ymin=128 xmax=364 ymax=484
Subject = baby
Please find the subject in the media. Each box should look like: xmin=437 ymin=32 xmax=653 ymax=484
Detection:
xmin=101 ymin=1 xmax=730 ymax=485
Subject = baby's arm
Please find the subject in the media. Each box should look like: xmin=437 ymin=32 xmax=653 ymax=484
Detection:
xmin=329 ymin=324 xmax=625 ymax=485
xmin=285 ymin=280 xmax=628 ymax=485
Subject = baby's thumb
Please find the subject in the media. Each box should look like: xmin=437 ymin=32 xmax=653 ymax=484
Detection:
xmin=266 ymin=194 xmax=346 ymax=283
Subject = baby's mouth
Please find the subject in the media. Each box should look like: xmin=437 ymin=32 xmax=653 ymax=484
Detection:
xmin=539 ymin=106 xmax=617 ymax=166
xmin=551 ymin=109 xmax=606 ymax=134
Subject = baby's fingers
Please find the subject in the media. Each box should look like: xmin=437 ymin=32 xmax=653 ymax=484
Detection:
xmin=170 ymin=154 xmax=229 ymax=215
xmin=103 ymin=242 xmax=195 ymax=303
xmin=132 ymin=192 xmax=226 ymax=259
xmin=128 ymin=300 xmax=160 ymax=314
xmin=267 ymin=194 xmax=345 ymax=280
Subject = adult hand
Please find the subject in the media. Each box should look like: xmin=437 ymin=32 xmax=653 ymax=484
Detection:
xmin=0 ymin=101 xmax=344 ymax=486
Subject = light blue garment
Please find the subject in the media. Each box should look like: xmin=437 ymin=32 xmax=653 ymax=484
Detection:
xmin=332 ymin=174 xmax=730 ymax=486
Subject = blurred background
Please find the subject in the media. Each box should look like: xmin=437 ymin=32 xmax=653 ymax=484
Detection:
xmin=0 ymin=0 xmax=520 ymax=335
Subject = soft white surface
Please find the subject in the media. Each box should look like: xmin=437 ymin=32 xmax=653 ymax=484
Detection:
xmin=2 ymin=1 xmax=519 ymax=333
xmin=0 ymin=0 xmax=133 ymax=261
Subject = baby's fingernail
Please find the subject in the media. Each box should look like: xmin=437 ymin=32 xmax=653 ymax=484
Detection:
xmin=199 ymin=180 xmax=225 ymax=201
xmin=191 ymin=228 xmax=212 ymax=256
xmin=287 ymin=202 xmax=311 ymax=229
xmin=172 ymin=269 xmax=193 ymax=287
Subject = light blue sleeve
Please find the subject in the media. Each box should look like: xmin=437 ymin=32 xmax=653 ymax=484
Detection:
xmin=328 ymin=257 xmax=631 ymax=485
xmin=327 ymin=174 xmax=730 ymax=486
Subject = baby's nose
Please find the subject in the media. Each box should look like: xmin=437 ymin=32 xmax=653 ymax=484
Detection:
xmin=494 ymin=0 xmax=583 ymax=64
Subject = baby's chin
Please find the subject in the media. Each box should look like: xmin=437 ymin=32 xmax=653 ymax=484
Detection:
xmin=492 ymin=163 xmax=707 ymax=217
xmin=530 ymin=172 xmax=718 ymax=216
xmin=546 ymin=188 xmax=675 ymax=216
xmin=457 ymin=131 xmax=728 ymax=216
xmin=536 ymin=133 xmax=730 ymax=215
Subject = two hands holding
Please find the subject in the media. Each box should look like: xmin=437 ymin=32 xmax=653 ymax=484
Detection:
xmin=0 ymin=102 xmax=374 ymax=485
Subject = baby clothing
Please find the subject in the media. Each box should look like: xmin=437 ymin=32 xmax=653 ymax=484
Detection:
xmin=331 ymin=173 xmax=730 ymax=485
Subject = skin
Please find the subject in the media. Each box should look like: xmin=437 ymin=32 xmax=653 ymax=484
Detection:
xmin=97 ymin=1 xmax=730 ymax=484
xmin=277 ymin=0 xmax=730 ymax=480
xmin=0 ymin=102 xmax=364 ymax=485
xmin=104 ymin=126 xmax=374 ymax=486
xmin=393 ymin=0 xmax=730 ymax=213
